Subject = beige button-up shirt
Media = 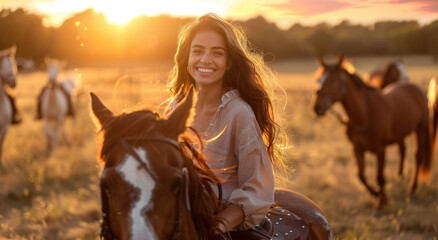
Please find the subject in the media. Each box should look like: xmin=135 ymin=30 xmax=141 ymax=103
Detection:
xmin=166 ymin=89 xmax=275 ymax=229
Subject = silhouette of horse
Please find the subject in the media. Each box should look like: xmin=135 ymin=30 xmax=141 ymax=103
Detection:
xmin=90 ymin=89 xmax=332 ymax=240
xmin=427 ymin=77 xmax=438 ymax=157
xmin=368 ymin=60 xmax=409 ymax=90
xmin=368 ymin=60 xmax=410 ymax=176
xmin=40 ymin=58 xmax=77 ymax=152
xmin=313 ymin=55 xmax=432 ymax=210
xmin=0 ymin=46 xmax=18 ymax=172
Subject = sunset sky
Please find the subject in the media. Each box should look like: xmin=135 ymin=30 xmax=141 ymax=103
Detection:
xmin=1 ymin=0 xmax=438 ymax=29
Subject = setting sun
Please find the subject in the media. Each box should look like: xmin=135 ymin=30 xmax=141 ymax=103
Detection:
xmin=33 ymin=0 xmax=229 ymax=25
xmin=98 ymin=0 xmax=227 ymax=25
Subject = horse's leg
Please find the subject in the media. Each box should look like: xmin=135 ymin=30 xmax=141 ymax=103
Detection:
xmin=375 ymin=149 xmax=388 ymax=209
xmin=45 ymin=119 xmax=53 ymax=152
xmin=354 ymin=145 xmax=378 ymax=197
xmin=397 ymin=141 xmax=406 ymax=177
xmin=60 ymin=118 xmax=70 ymax=146
xmin=52 ymin=118 xmax=62 ymax=151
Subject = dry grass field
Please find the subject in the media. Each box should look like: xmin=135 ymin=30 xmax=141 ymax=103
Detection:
xmin=0 ymin=56 xmax=437 ymax=239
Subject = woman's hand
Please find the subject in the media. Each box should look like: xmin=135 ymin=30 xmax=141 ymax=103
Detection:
xmin=214 ymin=203 xmax=244 ymax=233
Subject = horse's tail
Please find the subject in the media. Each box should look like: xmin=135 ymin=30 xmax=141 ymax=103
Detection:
xmin=427 ymin=77 xmax=438 ymax=150
xmin=419 ymin=81 xmax=435 ymax=182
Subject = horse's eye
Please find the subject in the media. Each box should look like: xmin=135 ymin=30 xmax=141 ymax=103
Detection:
xmin=170 ymin=177 xmax=182 ymax=193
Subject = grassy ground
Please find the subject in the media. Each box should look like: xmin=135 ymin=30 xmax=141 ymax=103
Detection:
xmin=0 ymin=56 xmax=437 ymax=239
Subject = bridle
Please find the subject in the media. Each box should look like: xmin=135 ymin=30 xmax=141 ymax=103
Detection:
xmin=99 ymin=134 xmax=192 ymax=240
xmin=321 ymin=68 xmax=370 ymax=132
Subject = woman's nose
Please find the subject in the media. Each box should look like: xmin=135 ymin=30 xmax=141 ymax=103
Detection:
xmin=200 ymin=53 xmax=212 ymax=63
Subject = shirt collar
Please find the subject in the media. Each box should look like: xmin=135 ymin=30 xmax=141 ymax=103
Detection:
xmin=221 ymin=89 xmax=240 ymax=106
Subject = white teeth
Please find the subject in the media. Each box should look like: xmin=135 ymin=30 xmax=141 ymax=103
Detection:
xmin=198 ymin=68 xmax=214 ymax=73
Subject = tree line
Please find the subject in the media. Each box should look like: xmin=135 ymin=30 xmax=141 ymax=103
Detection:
xmin=1 ymin=8 xmax=437 ymax=66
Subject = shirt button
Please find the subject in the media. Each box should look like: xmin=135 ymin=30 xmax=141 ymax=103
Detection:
xmin=203 ymin=134 xmax=208 ymax=138
xmin=209 ymin=123 xmax=213 ymax=127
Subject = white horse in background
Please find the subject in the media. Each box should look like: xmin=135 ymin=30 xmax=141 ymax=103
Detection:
xmin=0 ymin=46 xmax=18 ymax=171
xmin=40 ymin=57 xmax=79 ymax=152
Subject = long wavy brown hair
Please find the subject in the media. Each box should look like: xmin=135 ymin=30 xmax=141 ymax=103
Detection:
xmin=167 ymin=13 xmax=288 ymax=177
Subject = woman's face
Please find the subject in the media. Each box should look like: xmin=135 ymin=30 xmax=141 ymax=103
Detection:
xmin=188 ymin=29 xmax=230 ymax=88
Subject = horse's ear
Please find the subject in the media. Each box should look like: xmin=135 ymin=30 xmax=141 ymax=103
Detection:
xmin=317 ymin=56 xmax=326 ymax=67
xmin=90 ymin=92 xmax=113 ymax=127
xmin=165 ymin=87 xmax=195 ymax=136
xmin=337 ymin=53 xmax=345 ymax=66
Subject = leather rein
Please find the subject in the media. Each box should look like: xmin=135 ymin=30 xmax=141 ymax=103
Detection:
xmin=100 ymin=135 xmax=191 ymax=240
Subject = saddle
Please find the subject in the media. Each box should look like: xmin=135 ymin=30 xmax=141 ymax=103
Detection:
xmin=225 ymin=207 xmax=309 ymax=240
xmin=266 ymin=207 xmax=309 ymax=240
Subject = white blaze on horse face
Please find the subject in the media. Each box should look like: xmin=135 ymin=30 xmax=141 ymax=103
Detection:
xmin=318 ymin=71 xmax=329 ymax=85
xmin=116 ymin=147 xmax=158 ymax=240
xmin=395 ymin=62 xmax=409 ymax=82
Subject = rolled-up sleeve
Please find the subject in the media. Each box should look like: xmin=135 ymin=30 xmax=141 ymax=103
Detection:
xmin=227 ymin=111 xmax=275 ymax=229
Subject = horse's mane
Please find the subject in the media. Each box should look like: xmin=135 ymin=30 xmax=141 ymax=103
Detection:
xmin=98 ymin=109 xmax=221 ymax=239
xmin=98 ymin=110 xmax=159 ymax=165
xmin=179 ymin=134 xmax=222 ymax=239
xmin=340 ymin=66 xmax=375 ymax=91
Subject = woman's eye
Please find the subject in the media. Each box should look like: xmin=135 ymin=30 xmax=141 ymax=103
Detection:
xmin=214 ymin=51 xmax=224 ymax=56
xmin=191 ymin=49 xmax=202 ymax=54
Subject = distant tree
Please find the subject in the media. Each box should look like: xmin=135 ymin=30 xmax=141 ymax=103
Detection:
xmin=125 ymin=15 xmax=187 ymax=61
xmin=306 ymin=27 xmax=335 ymax=55
xmin=50 ymin=9 xmax=122 ymax=62
xmin=238 ymin=16 xmax=290 ymax=59
xmin=422 ymin=20 xmax=438 ymax=59
xmin=0 ymin=8 xmax=48 ymax=63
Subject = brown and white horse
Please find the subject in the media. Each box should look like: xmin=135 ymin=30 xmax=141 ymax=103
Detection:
xmin=91 ymin=89 xmax=333 ymax=240
xmin=41 ymin=58 xmax=77 ymax=152
xmin=313 ymin=55 xmax=432 ymax=211
xmin=0 ymin=46 xmax=18 ymax=171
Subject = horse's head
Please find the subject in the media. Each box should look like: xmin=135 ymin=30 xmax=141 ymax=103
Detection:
xmin=313 ymin=54 xmax=348 ymax=116
xmin=0 ymin=46 xmax=17 ymax=88
xmin=45 ymin=57 xmax=66 ymax=84
xmin=91 ymin=89 xmax=220 ymax=240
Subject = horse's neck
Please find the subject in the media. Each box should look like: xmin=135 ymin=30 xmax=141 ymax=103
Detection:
xmin=341 ymin=74 xmax=370 ymax=125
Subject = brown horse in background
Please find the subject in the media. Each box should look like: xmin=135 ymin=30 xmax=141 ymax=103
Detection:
xmin=313 ymin=55 xmax=432 ymax=210
xmin=368 ymin=60 xmax=410 ymax=176
xmin=368 ymin=60 xmax=409 ymax=90
xmin=91 ymin=89 xmax=333 ymax=240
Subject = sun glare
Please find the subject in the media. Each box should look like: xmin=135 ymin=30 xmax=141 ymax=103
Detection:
xmin=91 ymin=0 xmax=228 ymax=25
xmin=30 ymin=0 xmax=231 ymax=26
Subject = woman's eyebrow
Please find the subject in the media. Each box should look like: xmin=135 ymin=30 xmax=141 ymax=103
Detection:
xmin=191 ymin=44 xmax=226 ymax=51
